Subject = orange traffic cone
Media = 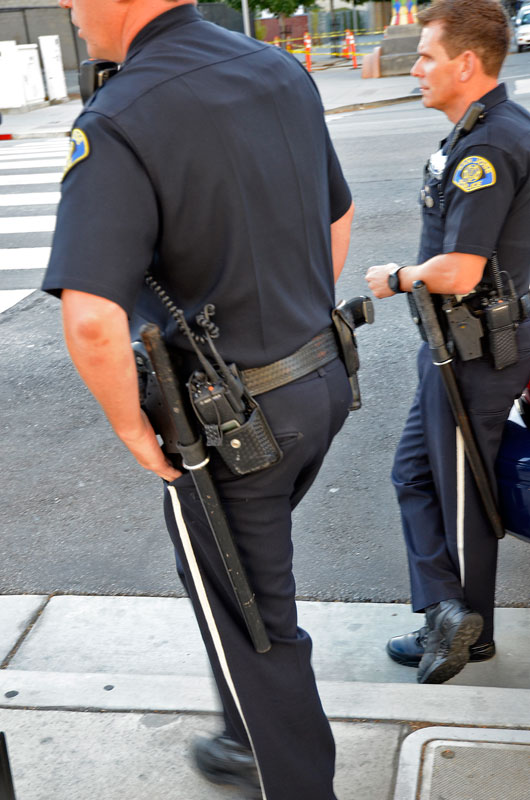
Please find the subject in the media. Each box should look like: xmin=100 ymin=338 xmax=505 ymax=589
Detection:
xmin=304 ymin=32 xmax=312 ymax=72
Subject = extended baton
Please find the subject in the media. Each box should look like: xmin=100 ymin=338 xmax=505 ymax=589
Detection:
xmin=140 ymin=324 xmax=272 ymax=653
xmin=0 ymin=733 xmax=16 ymax=800
xmin=412 ymin=281 xmax=505 ymax=540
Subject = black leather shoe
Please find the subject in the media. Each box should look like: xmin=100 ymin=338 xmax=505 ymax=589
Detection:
xmin=387 ymin=626 xmax=495 ymax=667
xmin=192 ymin=734 xmax=261 ymax=799
xmin=417 ymin=599 xmax=484 ymax=684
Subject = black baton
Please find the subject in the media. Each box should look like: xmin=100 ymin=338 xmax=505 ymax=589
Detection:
xmin=0 ymin=733 xmax=16 ymax=800
xmin=412 ymin=281 xmax=505 ymax=540
xmin=140 ymin=324 xmax=272 ymax=653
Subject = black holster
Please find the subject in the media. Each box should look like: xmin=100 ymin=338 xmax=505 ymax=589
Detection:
xmin=332 ymin=296 xmax=373 ymax=410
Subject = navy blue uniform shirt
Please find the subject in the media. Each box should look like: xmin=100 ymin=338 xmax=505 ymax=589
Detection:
xmin=418 ymin=83 xmax=530 ymax=298
xmin=43 ymin=4 xmax=351 ymax=369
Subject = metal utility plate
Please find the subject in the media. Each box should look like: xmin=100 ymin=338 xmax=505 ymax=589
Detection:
xmin=394 ymin=726 xmax=530 ymax=800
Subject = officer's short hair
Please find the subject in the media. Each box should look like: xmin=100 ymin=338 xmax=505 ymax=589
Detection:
xmin=418 ymin=0 xmax=510 ymax=77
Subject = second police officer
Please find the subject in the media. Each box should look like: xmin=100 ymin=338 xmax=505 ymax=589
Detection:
xmin=366 ymin=0 xmax=530 ymax=685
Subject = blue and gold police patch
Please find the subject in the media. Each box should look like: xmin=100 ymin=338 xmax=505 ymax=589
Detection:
xmin=63 ymin=128 xmax=90 ymax=180
xmin=452 ymin=155 xmax=496 ymax=193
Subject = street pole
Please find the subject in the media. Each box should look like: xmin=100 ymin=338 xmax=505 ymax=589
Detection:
xmin=241 ymin=0 xmax=252 ymax=37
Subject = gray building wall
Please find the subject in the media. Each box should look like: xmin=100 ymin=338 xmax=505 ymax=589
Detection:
xmin=0 ymin=5 xmax=87 ymax=69
xmin=0 ymin=3 xmax=244 ymax=70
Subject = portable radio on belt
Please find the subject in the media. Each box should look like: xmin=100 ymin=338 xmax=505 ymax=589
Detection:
xmin=443 ymin=254 xmax=523 ymax=370
xmin=186 ymin=334 xmax=283 ymax=476
xmin=141 ymin=275 xmax=282 ymax=476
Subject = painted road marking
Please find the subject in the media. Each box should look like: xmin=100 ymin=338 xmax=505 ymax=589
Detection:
xmin=0 ymin=247 xmax=51 ymax=270
xmin=0 ymin=216 xmax=56 ymax=234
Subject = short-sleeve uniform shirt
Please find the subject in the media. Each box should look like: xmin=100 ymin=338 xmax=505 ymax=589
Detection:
xmin=43 ymin=5 xmax=351 ymax=369
xmin=418 ymin=84 xmax=530 ymax=298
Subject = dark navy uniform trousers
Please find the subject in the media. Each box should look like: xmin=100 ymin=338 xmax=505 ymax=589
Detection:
xmin=392 ymin=322 xmax=530 ymax=644
xmin=163 ymin=358 xmax=351 ymax=800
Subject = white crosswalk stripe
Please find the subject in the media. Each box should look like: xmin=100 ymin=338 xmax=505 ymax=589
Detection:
xmin=0 ymin=193 xmax=61 ymax=206
xmin=0 ymin=247 xmax=51 ymax=269
xmin=0 ymin=216 xmax=57 ymax=233
xmin=0 ymin=159 xmax=66 ymax=169
xmin=0 ymin=174 xmax=63 ymax=186
xmin=0 ymin=152 xmax=67 ymax=162
xmin=0 ymin=137 xmax=68 ymax=313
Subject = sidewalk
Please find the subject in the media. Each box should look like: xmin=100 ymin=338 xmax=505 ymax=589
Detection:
xmin=1 ymin=595 xmax=529 ymax=799
xmin=0 ymin=68 xmax=420 ymax=141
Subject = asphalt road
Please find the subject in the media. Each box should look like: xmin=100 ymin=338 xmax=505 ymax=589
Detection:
xmin=2 ymin=75 xmax=530 ymax=607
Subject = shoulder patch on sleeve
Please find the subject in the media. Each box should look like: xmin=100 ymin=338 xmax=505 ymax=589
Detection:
xmin=63 ymin=128 xmax=90 ymax=180
xmin=452 ymin=155 xmax=496 ymax=193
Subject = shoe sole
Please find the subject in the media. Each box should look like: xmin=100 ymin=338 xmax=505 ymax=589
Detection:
xmin=418 ymin=613 xmax=483 ymax=684
xmin=193 ymin=751 xmax=261 ymax=798
xmin=388 ymin=642 xmax=495 ymax=668
xmin=194 ymin=765 xmax=262 ymax=799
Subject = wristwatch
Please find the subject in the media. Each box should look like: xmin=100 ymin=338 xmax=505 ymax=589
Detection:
xmin=388 ymin=265 xmax=405 ymax=294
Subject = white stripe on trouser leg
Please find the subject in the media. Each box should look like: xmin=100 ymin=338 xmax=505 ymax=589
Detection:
xmin=167 ymin=485 xmax=267 ymax=799
xmin=456 ymin=427 xmax=466 ymax=587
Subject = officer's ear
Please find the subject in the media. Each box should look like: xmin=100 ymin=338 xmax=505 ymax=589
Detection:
xmin=458 ymin=50 xmax=477 ymax=83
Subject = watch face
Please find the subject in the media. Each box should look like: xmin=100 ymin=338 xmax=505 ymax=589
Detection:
xmin=388 ymin=272 xmax=399 ymax=292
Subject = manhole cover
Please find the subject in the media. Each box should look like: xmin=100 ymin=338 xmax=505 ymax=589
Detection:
xmin=394 ymin=726 xmax=530 ymax=800
xmin=419 ymin=740 xmax=530 ymax=800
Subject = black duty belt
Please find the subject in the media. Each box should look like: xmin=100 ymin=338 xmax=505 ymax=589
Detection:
xmin=241 ymin=327 xmax=339 ymax=396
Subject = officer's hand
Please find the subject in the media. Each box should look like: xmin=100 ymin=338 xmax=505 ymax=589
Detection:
xmin=120 ymin=411 xmax=182 ymax=482
xmin=365 ymin=262 xmax=399 ymax=298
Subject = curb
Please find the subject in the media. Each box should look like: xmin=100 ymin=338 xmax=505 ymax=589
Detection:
xmin=325 ymin=93 xmax=421 ymax=115
xmin=0 ymin=131 xmax=71 ymax=140
xmin=0 ymin=95 xmax=420 ymax=137
xmin=1 ymin=670 xmax=529 ymax=729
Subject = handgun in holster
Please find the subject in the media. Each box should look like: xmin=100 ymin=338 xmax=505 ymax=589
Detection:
xmin=133 ymin=340 xmax=182 ymax=457
xmin=332 ymin=296 xmax=374 ymax=410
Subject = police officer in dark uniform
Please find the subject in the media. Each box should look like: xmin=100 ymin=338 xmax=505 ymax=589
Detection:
xmin=43 ymin=0 xmax=354 ymax=797
xmin=366 ymin=0 xmax=530 ymax=685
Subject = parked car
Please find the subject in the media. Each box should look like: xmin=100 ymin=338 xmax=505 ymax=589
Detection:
xmin=497 ymin=380 xmax=530 ymax=541
xmin=514 ymin=6 xmax=530 ymax=51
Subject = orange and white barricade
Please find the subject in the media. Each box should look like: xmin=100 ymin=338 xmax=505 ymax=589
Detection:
xmin=346 ymin=30 xmax=358 ymax=68
xmin=303 ymin=32 xmax=312 ymax=73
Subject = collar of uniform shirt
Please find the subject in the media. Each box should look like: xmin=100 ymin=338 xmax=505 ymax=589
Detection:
xmin=125 ymin=3 xmax=201 ymax=63
xmin=440 ymin=82 xmax=508 ymax=155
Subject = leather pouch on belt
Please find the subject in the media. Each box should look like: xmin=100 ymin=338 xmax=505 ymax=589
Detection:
xmin=214 ymin=402 xmax=283 ymax=476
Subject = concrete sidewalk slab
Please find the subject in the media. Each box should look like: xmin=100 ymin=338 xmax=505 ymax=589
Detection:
xmin=1 ymin=597 xmax=529 ymax=728
xmin=8 ymin=595 xmax=209 ymax=676
xmin=0 ymin=596 xmax=47 ymax=664
xmin=0 ymin=101 xmax=82 ymax=139
xmin=0 ymin=709 xmax=404 ymax=800
xmin=8 ymin=597 xmax=530 ymax=689
xmin=313 ymin=68 xmax=420 ymax=112
xmin=0 ymin=72 xmax=417 ymax=140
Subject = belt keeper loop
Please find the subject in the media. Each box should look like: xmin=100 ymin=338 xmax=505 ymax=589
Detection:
xmin=520 ymin=292 xmax=530 ymax=320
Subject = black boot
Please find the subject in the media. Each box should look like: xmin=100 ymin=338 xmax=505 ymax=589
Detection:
xmin=192 ymin=734 xmax=262 ymax=799
xmin=417 ymin=599 xmax=483 ymax=684
xmin=387 ymin=625 xmax=495 ymax=667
